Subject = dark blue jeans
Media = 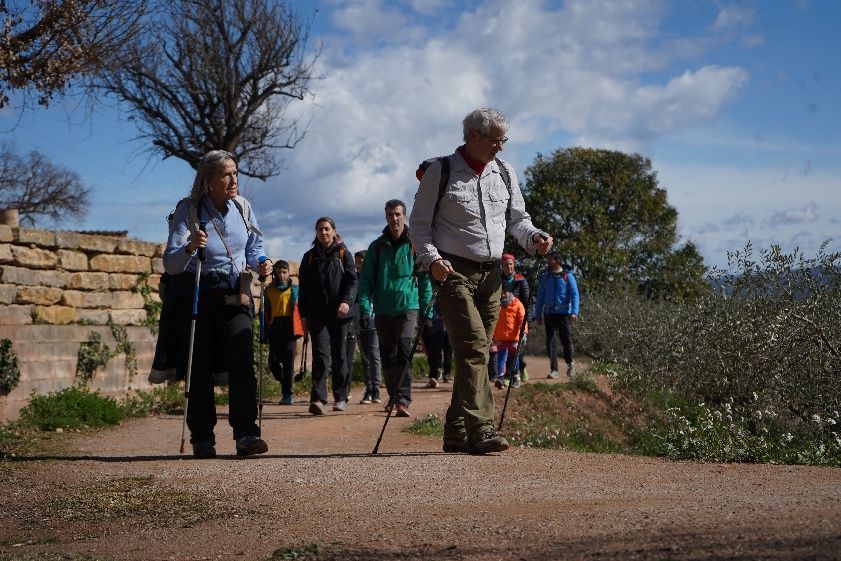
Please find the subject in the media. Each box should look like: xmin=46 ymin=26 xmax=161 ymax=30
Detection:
xmin=544 ymin=313 xmax=573 ymax=371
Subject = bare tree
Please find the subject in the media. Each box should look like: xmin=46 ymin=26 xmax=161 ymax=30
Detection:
xmin=0 ymin=143 xmax=91 ymax=225
xmin=0 ymin=0 xmax=146 ymax=109
xmin=101 ymin=0 xmax=317 ymax=180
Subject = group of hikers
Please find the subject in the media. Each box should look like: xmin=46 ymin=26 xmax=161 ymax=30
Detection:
xmin=155 ymin=108 xmax=580 ymax=459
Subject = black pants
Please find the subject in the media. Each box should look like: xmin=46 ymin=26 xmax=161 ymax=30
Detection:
xmin=544 ymin=313 xmax=573 ymax=371
xmin=376 ymin=311 xmax=418 ymax=405
xmin=188 ymin=296 xmax=258 ymax=445
xmin=424 ymin=329 xmax=452 ymax=380
xmin=309 ymin=316 xmax=352 ymax=403
xmin=268 ymin=320 xmax=297 ymax=398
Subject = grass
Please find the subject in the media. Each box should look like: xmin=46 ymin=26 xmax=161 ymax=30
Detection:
xmin=270 ymin=544 xmax=324 ymax=560
xmin=19 ymin=387 xmax=124 ymax=431
xmin=404 ymin=414 xmax=444 ymax=437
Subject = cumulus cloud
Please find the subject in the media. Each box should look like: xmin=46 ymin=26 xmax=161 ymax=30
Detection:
xmin=766 ymin=202 xmax=819 ymax=228
xmin=255 ymin=0 xmax=752 ymax=262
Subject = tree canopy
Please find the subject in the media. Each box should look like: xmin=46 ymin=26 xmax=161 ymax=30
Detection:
xmin=99 ymin=0 xmax=317 ymax=180
xmin=518 ymin=147 xmax=706 ymax=301
xmin=0 ymin=0 xmax=145 ymax=108
xmin=0 ymin=143 xmax=91 ymax=226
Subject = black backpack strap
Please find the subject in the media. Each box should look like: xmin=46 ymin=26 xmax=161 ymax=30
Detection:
xmin=495 ymin=157 xmax=513 ymax=223
xmin=433 ymin=156 xmax=451 ymax=216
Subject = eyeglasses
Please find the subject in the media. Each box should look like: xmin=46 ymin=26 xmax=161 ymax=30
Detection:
xmin=479 ymin=131 xmax=508 ymax=145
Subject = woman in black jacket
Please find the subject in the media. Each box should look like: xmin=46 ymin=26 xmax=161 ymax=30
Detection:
xmin=298 ymin=217 xmax=358 ymax=415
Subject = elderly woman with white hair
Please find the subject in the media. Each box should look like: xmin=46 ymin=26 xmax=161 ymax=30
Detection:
xmin=163 ymin=149 xmax=273 ymax=458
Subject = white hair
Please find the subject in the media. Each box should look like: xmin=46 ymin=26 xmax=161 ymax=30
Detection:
xmin=462 ymin=108 xmax=509 ymax=142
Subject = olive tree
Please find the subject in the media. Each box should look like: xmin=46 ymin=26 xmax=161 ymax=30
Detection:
xmin=519 ymin=147 xmax=706 ymax=301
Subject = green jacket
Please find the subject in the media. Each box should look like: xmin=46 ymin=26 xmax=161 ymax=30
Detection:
xmin=358 ymin=226 xmax=432 ymax=317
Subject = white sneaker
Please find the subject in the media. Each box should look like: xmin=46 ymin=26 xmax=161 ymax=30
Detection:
xmin=547 ymin=370 xmax=559 ymax=379
xmin=566 ymin=363 xmax=576 ymax=378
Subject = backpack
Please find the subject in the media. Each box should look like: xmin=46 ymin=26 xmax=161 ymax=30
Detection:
xmin=416 ymin=155 xmax=512 ymax=218
xmin=307 ymin=246 xmax=346 ymax=271
xmin=167 ymin=195 xmax=262 ymax=238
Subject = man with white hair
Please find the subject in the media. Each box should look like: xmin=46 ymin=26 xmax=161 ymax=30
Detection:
xmin=411 ymin=108 xmax=553 ymax=454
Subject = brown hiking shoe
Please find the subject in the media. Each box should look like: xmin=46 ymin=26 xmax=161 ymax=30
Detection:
xmin=395 ymin=403 xmax=411 ymax=417
xmin=469 ymin=427 xmax=509 ymax=454
xmin=442 ymin=439 xmax=469 ymax=453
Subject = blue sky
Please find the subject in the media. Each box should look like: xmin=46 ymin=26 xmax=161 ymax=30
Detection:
xmin=3 ymin=0 xmax=839 ymax=269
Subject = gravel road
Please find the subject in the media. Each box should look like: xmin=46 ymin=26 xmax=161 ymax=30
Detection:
xmin=2 ymin=358 xmax=840 ymax=560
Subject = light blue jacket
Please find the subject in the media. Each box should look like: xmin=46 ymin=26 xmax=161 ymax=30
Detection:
xmin=535 ymin=268 xmax=580 ymax=316
xmin=163 ymin=195 xmax=264 ymax=278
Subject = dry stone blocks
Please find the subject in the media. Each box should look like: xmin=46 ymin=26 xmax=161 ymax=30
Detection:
xmin=0 ymin=243 xmax=10 ymax=263
xmin=89 ymin=254 xmax=151 ymax=273
xmin=55 ymin=231 xmax=119 ymax=253
xmin=57 ymin=249 xmax=88 ymax=271
xmin=1 ymin=266 xmax=68 ymax=287
xmin=66 ymin=272 xmax=110 ymax=291
xmin=34 ymin=305 xmax=77 ymax=325
xmin=0 ymin=284 xmax=16 ymax=304
xmin=15 ymin=286 xmax=63 ymax=305
xmin=0 ymin=224 xmax=12 ymax=242
xmin=109 ymin=273 xmax=139 ymax=290
xmin=77 ymin=309 xmax=111 ymax=324
xmin=17 ymin=228 xmax=56 ymax=247
xmin=0 ymin=304 xmax=32 ymax=325
xmin=117 ymin=239 xmax=160 ymax=257
xmin=110 ymin=309 xmax=147 ymax=325
xmin=11 ymin=245 xmax=57 ymax=269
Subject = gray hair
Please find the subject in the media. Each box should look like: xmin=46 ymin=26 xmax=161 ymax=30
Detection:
xmin=384 ymin=199 xmax=406 ymax=213
xmin=190 ymin=150 xmax=237 ymax=201
xmin=462 ymin=108 xmax=509 ymax=142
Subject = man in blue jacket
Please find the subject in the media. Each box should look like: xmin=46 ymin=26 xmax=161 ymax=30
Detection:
xmin=535 ymin=252 xmax=580 ymax=379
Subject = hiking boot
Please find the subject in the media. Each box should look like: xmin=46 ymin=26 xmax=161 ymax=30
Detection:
xmin=280 ymin=395 xmax=293 ymax=405
xmin=469 ymin=427 xmax=509 ymax=455
xmin=494 ymin=377 xmax=504 ymax=389
xmin=396 ymin=403 xmax=411 ymax=418
xmin=192 ymin=441 xmax=216 ymax=459
xmin=442 ymin=439 xmax=469 ymax=453
xmin=547 ymin=370 xmax=559 ymax=379
xmin=520 ymin=368 xmax=529 ymax=382
xmin=566 ymin=363 xmax=576 ymax=378
xmin=511 ymin=375 xmax=521 ymax=388
xmin=333 ymin=400 xmax=347 ymax=412
xmin=425 ymin=377 xmax=439 ymax=388
xmin=359 ymin=393 xmax=372 ymax=405
xmin=235 ymin=435 xmax=268 ymax=457
xmin=309 ymin=401 xmax=325 ymax=415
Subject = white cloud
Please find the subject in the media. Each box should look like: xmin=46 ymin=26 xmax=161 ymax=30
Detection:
xmin=254 ymin=0 xmax=755 ymax=264
xmin=712 ymin=6 xmax=755 ymax=31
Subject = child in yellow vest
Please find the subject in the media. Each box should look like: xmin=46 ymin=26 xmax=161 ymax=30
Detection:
xmin=264 ymin=260 xmax=304 ymax=404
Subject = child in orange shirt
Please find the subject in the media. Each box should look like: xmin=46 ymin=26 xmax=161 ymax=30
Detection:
xmin=491 ymin=290 xmax=526 ymax=389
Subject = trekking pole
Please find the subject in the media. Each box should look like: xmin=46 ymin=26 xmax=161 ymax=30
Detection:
xmin=179 ymin=222 xmax=207 ymax=454
xmin=294 ymin=336 xmax=308 ymax=383
xmin=498 ymin=256 xmax=543 ymax=432
xmin=372 ymin=285 xmax=439 ymax=455
xmin=257 ymin=255 xmax=268 ymax=430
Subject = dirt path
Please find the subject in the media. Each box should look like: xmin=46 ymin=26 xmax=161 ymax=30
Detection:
xmin=2 ymin=358 xmax=841 ymax=561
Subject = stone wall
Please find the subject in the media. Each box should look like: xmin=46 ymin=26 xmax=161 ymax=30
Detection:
xmin=0 ymin=225 xmax=163 ymax=420
xmin=0 ymin=222 xmax=303 ymax=420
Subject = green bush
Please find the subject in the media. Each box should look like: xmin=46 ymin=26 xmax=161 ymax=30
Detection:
xmin=0 ymin=338 xmax=21 ymax=396
xmin=20 ymin=387 xmax=125 ymax=431
xmin=574 ymin=244 xmax=841 ymax=465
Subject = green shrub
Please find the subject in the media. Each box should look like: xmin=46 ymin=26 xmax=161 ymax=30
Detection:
xmin=404 ymin=414 xmax=444 ymax=437
xmin=576 ymin=244 xmax=841 ymax=465
xmin=122 ymin=384 xmax=185 ymax=417
xmin=76 ymin=332 xmax=112 ymax=384
xmin=0 ymin=338 xmax=21 ymax=396
xmin=19 ymin=387 xmax=125 ymax=431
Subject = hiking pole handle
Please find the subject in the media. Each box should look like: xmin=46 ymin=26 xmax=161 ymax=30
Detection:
xmin=372 ymin=285 xmax=439 ymax=455
xmin=257 ymin=255 xmax=268 ymax=282
xmin=196 ymin=221 xmax=207 ymax=262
